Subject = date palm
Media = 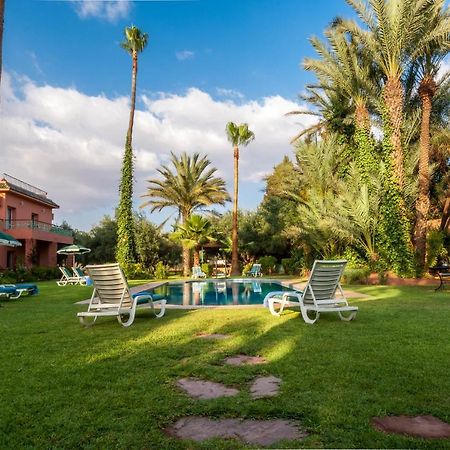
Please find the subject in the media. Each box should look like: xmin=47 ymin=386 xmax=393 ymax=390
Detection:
xmin=340 ymin=0 xmax=450 ymax=188
xmin=116 ymin=25 xmax=148 ymax=266
xmin=226 ymin=122 xmax=255 ymax=276
xmin=173 ymin=214 xmax=214 ymax=267
xmin=141 ymin=152 xmax=230 ymax=276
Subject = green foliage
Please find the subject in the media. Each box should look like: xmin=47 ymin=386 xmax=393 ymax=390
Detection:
xmin=426 ymin=230 xmax=448 ymax=267
xmin=116 ymin=143 xmax=136 ymax=266
xmin=258 ymin=255 xmax=277 ymax=274
xmin=122 ymin=262 xmax=152 ymax=280
xmin=120 ymin=25 xmax=148 ymax=55
xmin=154 ymin=261 xmax=169 ymax=279
xmin=225 ymin=122 xmax=255 ymax=147
xmin=242 ymin=262 xmax=253 ymax=276
xmin=201 ymin=263 xmax=211 ymax=277
xmin=0 ymin=266 xmax=60 ymax=283
xmin=135 ymin=214 xmax=160 ymax=268
xmin=342 ymin=266 xmax=371 ymax=285
xmin=281 ymin=258 xmax=302 ymax=276
xmin=377 ymin=111 xmax=415 ymax=277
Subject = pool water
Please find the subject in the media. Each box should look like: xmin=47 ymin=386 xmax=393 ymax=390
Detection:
xmin=146 ymin=280 xmax=291 ymax=306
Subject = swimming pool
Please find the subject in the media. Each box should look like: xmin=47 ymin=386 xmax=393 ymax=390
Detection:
xmin=144 ymin=279 xmax=292 ymax=307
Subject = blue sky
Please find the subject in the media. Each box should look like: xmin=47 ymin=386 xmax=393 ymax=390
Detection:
xmin=1 ymin=0 xmax=357 ymax=230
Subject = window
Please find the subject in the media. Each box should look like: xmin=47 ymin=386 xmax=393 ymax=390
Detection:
xmin=31 ymin=213 xmax=39 ymax=228
xmin=6 ymin=207 xmax=15 ymax=229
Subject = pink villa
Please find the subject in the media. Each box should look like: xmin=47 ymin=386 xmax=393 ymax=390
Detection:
xmin=0 ymin=174 xmax=73 ymax=269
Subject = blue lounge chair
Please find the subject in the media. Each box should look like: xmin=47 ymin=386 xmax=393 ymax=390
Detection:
xmin=0 ymin=283 xmax=39 ymax=299
xmin=246 ymin=263 xmax=262 ymax=277
xmin=192 ymin=266 xmax=207 ymax=279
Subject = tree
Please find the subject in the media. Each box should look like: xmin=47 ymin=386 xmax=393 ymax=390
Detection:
xmin=413 ymin=1 xmax=450 ymax=271
xmin=116 ymin=25 xmax=148 ymax=267
xmin=141 ymin=152 xmax=230 ymax=276
xmin=225 ymin=122 xmax=255 ymax=275
xmin=173 ymin=214 xmax=214 ymax=266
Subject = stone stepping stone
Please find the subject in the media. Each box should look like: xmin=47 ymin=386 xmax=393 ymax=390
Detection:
xmin=196 ymin=332 xmax=230 ymax=340
xmin=165 ymin=416 xmax=307 ymax=446
xmin=372 ymin=415 xmax=450 ymax=439
xmin=223 ymin=354 xmax=267 ymax=366
xmin=177 ymin=378 xmax=239 ymax=399
xmin=250 ymin=376 xmax=281 ymax=399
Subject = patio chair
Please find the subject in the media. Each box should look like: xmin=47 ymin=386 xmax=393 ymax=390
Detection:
xmin=57 ymin=266 xmax=83 ymax=286
xmin=264 ymin=260 xmax=358 ymax=324
xmin=77 ymin=263 xmax=166 ymax=327
xmin=72 ymin=267 xmax=90 ymax=285
xmin=191 ymin=266 xmax=207 ymax=279
xmin=0 ymin=283 xmax=39 ymax=299
xmin=246 ymin=263 xmax=262 ymax=277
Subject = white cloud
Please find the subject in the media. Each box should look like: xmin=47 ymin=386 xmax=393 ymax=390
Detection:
xmin=176 ymin=50 xmax=195 ymax=61
xmin=0 ymin=73 xmax=316 ymax=230
xmin=73 ymin=1 xmax=131 ymax=22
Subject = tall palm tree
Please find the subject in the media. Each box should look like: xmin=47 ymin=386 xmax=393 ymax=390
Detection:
xmin=141 ymin=152 xmax=230 ymax=276
xmin=226 ymin=122 xmax=255 ymax=276
xmin=116 ymin=25 xmax=149 ymax=267
xmin=341 ymin=0 xmax=449 ymax=188
xmin=173 ymin=214 xmax=214 ymax=267
xmin=412 ymin=1 xmax=450 ymax=271
xmin=302 ymin=27 xmax=380 ymax=178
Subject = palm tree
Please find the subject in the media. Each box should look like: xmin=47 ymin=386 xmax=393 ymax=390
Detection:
xmin=226 ymin=122 xmax=255 ymax=276
xmin=340 ymin=0 xmax=450 ymax=188
xmin=141 ymin=152 xmax=230 ymax=276
xmin=173 ymin=214 xmax=214 ymax=267
xmin=413 ymin=1 xmax=450 ymax=271
xmin=302 ymin=27 xmax=380 ymax=178
xmin=116 ymin=25 xmax=148 ymax=267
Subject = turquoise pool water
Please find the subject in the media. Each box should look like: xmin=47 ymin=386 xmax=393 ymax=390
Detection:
xmin=146 ymin=280 xmax=292 ymax=306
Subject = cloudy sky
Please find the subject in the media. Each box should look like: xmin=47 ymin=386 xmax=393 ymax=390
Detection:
xmin=2 ymin=0 xmax=357 ymax=230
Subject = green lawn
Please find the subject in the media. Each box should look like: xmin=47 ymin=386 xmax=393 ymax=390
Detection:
xmin=0 ymin=281 xmax=449 ymax=449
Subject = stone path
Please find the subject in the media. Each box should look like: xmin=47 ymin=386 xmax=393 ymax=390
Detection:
xmin=224 ymin=354 xmax=267 ymax=366
xmin=165 ymin=416 xmax=307 ymax=446
xmin=170 ymin=342 xmax=303 ymax=446
xmin=250 ymin=376 xmax=281 ymax=399
xmin=177 ymin=378 xmax=238 ymax=399
xmin=372 ymin=415 xmax=450 ymax=439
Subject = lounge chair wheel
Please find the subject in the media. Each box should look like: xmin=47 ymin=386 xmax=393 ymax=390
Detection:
xmin=338 ymin=310 xmax=357 ymax=322
xmin=79 ymin=315 xmax=97 ymax=327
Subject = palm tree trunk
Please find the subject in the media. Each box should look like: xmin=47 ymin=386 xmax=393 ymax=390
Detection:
xmin=193 ymin=247 xmax=200 ymax=267
xmin=126 ymin=50 xmax=137 ymax=147
xmin=181 ymin=212 xmax=191 ymax=277
xmin=231 ymin=145 xmax=240 ymax=275
xmin=384 ymin=76 xmax=405 ymax=188
xmin=415 ymin=76 xmax=436 ymax=271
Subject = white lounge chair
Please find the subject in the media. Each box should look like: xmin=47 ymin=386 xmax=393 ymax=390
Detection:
xmin=264 ymin=260 xmax=358 ymax=324
xmin=77 ymin=263 xmax=166 ymax=327
xmin=191 ymin=266 xmax=207 ymax=279
xmin=57 ymin=266 xmax=84 ymax=286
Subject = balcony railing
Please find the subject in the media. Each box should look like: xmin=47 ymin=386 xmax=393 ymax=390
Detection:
xmin=0 ymin=219 xmax=73 ymax=237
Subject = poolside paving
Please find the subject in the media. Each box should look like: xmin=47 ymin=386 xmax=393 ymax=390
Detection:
xmin=250 ymin=375 xmax=281 ymax=399
xmin=223 ymin=354 xmax=267 ymax=366
xmin=165 ymin=416 xmax=307 ymax=446
xmin=177 ymin=378 xmax=239 ymax=399
xmin=372 ymin=415 xmax=450 ymax=439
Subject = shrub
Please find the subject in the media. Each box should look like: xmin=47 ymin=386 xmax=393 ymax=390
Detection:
xmin=342 ymin=266 xmax=371 ymax=284
xmin=123 ymin=263 xmax=152 ymax=280
xmin=281 ymin=258 xmax=303 ymax=275
xmin=427 ymin=230 xmax=447 ymax=268
xmin=242 ymin=262 xmax=253 ymax=276
xmin=154 ymin=261 xmax=169 ymax=279
xmin=0 ymin=266 xmax=60 ymax=283
xmin=201 ymin=263 xmax=211 ymax=277
xmin=259 ymin=256 xmax=277 ymax=275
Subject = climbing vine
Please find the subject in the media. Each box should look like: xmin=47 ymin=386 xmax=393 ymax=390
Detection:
xmin=116 ymin=142 xmax=136 ymax=266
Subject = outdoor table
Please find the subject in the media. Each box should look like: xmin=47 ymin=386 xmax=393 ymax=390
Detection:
xmin=429 ymin=265 xmax=450 ymax=291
